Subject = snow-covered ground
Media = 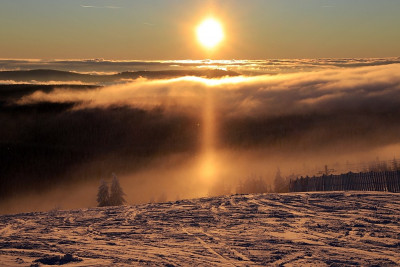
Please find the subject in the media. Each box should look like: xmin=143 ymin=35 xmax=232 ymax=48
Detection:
xmin=0 ymin=192 xmax=399 ymax=266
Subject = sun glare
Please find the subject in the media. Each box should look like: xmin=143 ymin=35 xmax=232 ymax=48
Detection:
xmin=196 ymin=18 xmax=224 ymax=49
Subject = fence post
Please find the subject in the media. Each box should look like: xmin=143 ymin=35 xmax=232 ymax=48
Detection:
xmin=382 ymin=172 xmax=387 ymax=192
xmin=387 ymin=171 xmax=393 ymax=192
xmin=366 ymin=172 xmax=371 ymax=191
xmin=355 ymin=172 xmax=359 ymax=191
xmin=372 ymin=171 xmax=377 ymax=191
xmin=344 ymin=173 xmax=349 ymax=191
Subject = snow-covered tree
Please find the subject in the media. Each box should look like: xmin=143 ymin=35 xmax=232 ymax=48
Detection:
xmin=392 ymin=157 xmax=399 ymax=171
xmin=274 ymin=168 xmax=289 ymax=193
xmin=236 ymin=174 xmax=269 ymax=194
xmin=97 ymin=179 xmax=110 ymax=207
xmin=109 ymin=173 xmax=126 ymax=206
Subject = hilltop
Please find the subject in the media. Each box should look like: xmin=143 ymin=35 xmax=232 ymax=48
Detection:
xmin=0 ymin=192 xmax=399 ymax=266
xmin=0 ymin=69 xmax=239 ymax=84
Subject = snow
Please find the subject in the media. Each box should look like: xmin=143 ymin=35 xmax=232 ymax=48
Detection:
xmin=0 ymin=192 xmax=399 ymax=266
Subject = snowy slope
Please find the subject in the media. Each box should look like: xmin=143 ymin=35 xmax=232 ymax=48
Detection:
xmin=0 ymin=192 xmax=399 ymax=266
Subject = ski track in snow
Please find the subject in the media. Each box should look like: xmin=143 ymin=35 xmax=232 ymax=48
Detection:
xmin=0 ymin=192 xmax=399 ymax=266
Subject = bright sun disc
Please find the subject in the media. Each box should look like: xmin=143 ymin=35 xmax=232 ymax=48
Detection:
xmin=196 ymin=18 xmax=224 ymax=49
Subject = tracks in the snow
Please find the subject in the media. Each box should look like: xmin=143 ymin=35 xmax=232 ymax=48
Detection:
xmin=182 ymin=226 xmax=252 ymax=266
xmin=1 ymin=192 xmax=400 ymax=266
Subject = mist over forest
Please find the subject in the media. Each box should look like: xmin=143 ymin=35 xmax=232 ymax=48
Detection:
xmin=1 ymin=60 xmax=400 ymax=214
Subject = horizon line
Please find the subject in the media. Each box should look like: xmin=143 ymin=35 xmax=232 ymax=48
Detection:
xmin=1 ymin=56 xmax=400 ymax=62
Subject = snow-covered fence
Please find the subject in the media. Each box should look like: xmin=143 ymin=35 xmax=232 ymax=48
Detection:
xmin=289 ymin=170 xmax=400 ymax=193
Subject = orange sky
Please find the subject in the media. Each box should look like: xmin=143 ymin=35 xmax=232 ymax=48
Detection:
xmin=0 ymin=0 xmax=399 ymax=59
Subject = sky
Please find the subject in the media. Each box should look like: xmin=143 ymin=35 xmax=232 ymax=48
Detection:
xmin=0 ymin=0 xmax=399 ymax=60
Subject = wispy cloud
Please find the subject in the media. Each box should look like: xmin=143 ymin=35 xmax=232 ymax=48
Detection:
xmin=0 ymin=80 xmax=91 ymax=85
xmin=80 ymin=5 xmax=121 ymax=9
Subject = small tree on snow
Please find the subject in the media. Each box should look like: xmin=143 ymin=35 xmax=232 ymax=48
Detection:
xmin=97 ymin=179 xmax=109 ymax=207
xmin=109 ymin=173 xmax=126 ymax=206
xmin=274 ymin=168 xmax=289 ymax=193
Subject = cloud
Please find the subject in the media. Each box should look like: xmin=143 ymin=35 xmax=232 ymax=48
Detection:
xmin=16 ymin=64 xmax=400 ymax=118
xmin=14 ymin=63 xmax=400 ymax=156
xmin=80 ymin=5 xmax=121 ymax=9
xmin=0 ymin=80 xmax=92 ymax=85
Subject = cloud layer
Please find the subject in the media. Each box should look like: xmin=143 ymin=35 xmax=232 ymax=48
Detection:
xmin=2 ymin=63 xmax=400 ymax=213
xmin=18 ymin=63 xmax=400 ymax=118
xmin=1 ymin=58 xmax=399 ymax=75
xmin=16 ymin=64 xmax=400 ymax=155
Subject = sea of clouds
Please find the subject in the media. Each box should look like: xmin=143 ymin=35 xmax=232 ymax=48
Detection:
xmin=1 ymin=60 xmax=400 ymax=213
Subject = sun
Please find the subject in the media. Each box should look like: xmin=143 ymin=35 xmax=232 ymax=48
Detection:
xmin=196 ymin=18 xmax=224 ymax=49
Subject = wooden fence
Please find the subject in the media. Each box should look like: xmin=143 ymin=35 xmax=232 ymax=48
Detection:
xmin=289 ymin=170 xmax=400 ymax=193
